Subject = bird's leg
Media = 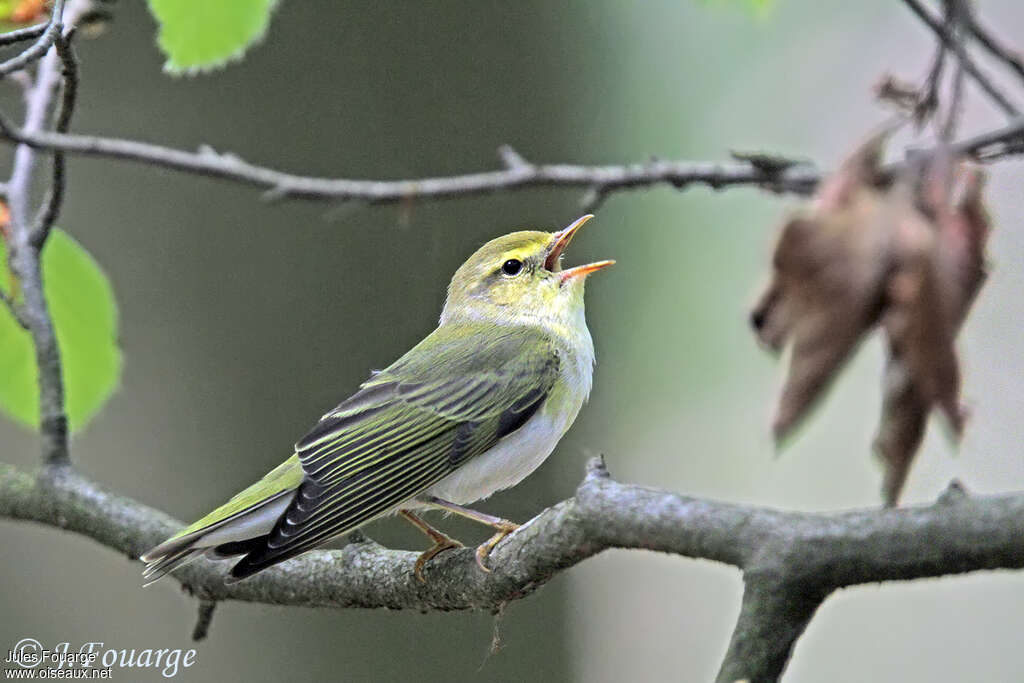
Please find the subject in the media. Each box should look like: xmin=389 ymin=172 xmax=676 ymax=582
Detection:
xmin=398 ymin=509 xmax=464 ymax=583
xmin=421 ymin=496 xmax=520 ymax=573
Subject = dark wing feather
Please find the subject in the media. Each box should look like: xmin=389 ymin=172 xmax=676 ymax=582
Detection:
xmin=228 ymin=324 xmax=559 ymax=579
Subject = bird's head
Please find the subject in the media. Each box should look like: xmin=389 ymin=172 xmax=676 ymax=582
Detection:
xmin=440 ymin=215 xmax=614 ymax=327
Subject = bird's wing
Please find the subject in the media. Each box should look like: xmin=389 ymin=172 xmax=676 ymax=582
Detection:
xmin=227 ymin=323 xmax=560 ymax=578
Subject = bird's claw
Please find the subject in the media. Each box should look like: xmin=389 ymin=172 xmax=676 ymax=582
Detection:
xmin=414 ymin=537 xmax=464 ymax=583
xmin=474 ymin=521 xmax=520 ymax=573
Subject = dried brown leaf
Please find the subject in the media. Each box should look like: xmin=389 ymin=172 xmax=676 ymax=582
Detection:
xmin=873 ymin=161 xmax=991 ymax=504
xmin=753 ymin=130 xmax=991 ymax=504
xmin=934 ymin=165 xmax=990 ymax=325
xmin=883 ymin=179 xmax=964 ymax=433
xmin=752 ymin=132 xmax=892 ymax=440
xmin=874 ymin=358 xmax=929 ymax=506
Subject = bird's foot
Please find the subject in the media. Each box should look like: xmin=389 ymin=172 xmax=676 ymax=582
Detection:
xmin=474 ymin=520 xmax=520 ymax=573
xmin=400 ymin=509 xmax=465 ymax=583
xmin=414 ymin=536 xmax=464 ymax=583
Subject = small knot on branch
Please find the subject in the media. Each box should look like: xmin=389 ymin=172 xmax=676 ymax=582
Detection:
xmin=260 ymin=185 xmax=291 ymax=203
xmin=938 ymin=478 xmax=969 ymax=505
xmin=579 ymin=185 xmax=609 ymax=213
xmin=347 ymin=529 xmax=375 ymax=545
xmin=583 ymin=455 xmax=611 ymax=485
xmin=730 ymin=149 xmax=809 ymax=175
xmin=497 ymin=144 xmax=531 ymax=171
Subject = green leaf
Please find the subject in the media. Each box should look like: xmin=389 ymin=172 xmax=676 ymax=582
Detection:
xmin=148 ymin=0 xmax=278 ymax=74
xmin=0 ymin=229 xmax=121 ymax=431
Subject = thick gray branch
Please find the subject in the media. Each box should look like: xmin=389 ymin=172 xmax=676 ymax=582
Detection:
xmin=2 ymin=458 xmax=1022 ymax=679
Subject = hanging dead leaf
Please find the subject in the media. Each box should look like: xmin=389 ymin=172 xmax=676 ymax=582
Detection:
xmin=752 ymin=131 xmax=892 ymax=440
xmin=932 ymin=165 xmax=989 ymax=325
xmin=874 ymin=358 xmax=929 ymax=506
xmin=873 ymin=162 xmax=990 ymax=504
xmin=753 ymin=131 xmax=991 ymax=505
xmin=882 ymin=178 xmax=963 ymax=433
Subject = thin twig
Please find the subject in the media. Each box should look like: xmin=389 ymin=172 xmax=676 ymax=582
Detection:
xmin=966 ymin=12 xmax=1024 ymax=86
xmin=940 ymin=114 xmax=1024 ymax=159
xmin=0 ymin=121 xmax=824 ymax=201
xmin=0 ymin=113 xmax=1022 ymax=206
xmin=917 ymin=39 xmax=947 ymax=124
xmin=940 ymin=0 xmax=968 ymax=143
xmin=30 ymin=31 xmax=77 ymax=247
xmin=0 ymin=22 xmax=47 ymax=48
xmin=191 ymin=600 xmax=217 ymax=642
xmin=0 ymin=0 xmax=65 ymax=78
xmin=900 ymin=0 xmax=1020 ymax=117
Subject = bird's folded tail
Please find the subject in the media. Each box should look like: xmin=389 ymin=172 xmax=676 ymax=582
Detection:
xmin=140 ymin=455 xmax=303 ymax=584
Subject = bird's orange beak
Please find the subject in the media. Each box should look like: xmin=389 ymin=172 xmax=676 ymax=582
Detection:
xmin=545 ymin=214 xmax=615 ymax=281
xmin=559 ymin=259 xmax=616 ymax=282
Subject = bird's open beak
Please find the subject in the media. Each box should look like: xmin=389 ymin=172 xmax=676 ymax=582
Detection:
xmin=545 ymin=214 xmax=615 ymax=281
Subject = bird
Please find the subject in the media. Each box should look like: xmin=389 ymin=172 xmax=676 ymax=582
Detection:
xmin=141 ymin=215 xmax=613 ymax=584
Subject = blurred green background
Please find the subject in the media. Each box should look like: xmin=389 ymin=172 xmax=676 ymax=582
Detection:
xmin=2 ymin=1 xmax=1023 ymax=681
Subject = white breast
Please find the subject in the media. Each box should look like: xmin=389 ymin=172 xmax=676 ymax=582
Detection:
xmin=420 ymin=329 xmax=594 ymax=506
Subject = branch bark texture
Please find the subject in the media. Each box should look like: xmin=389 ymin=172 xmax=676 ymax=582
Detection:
xmin=2 ymin=459 xmax=1022 ymax=681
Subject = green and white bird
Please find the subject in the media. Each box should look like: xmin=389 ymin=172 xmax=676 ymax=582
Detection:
xmin=141 ymin=215 xmax=613 ymax=584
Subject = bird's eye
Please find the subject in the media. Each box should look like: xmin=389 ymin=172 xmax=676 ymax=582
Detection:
xmin=501 ymin=259 xmax=523 ymax=276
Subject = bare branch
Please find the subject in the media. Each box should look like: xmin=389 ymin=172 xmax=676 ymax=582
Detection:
xmin=0 ymin=0 xmax=65 ymax=78
xmin=900 ymin=0 xmax=1020 ymax=117
xmin=940 ymin=0 xmax=968 ymax=143
xmin=717 ymin=576 xmax=824 ymax=683
xmin=0 ymin=22 xmax=47 ymax=48
xmin=1 ymin=458 xmax=1022 ymax=677
xmin=0 ymin=110 xmax=1018 ymax=209
xmin=1 ymin=0 xmax=92 ymax=467
xmin=966 ymin=12 xmax=1024 ymax=86
xmin=936 ymin=114 xmax=1024 ymax=159
xmin=919 ymin=40 xmax=947 ymax=123
xmin=30 ymin=31 xmax=78 ymax=247
xmin=4 ymin=10 xmax=79 ymax=468
xmin=0 ymin=120 xmax=824 ymax=201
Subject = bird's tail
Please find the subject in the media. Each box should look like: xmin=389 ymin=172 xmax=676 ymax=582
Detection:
xmin=140 ymin=455 xmax=303 ymax=584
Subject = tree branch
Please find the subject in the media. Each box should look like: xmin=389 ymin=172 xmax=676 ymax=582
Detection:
xmin=966 ymin=11 xmax=1024 ymax=86
xmin=0 ymin=0 xmax=65 ymax=78
xmin=2 ymin=0 xmax=92 ymax=469
xmin=0 ymin=121 xmax=824 ymax=202
xmin=899 ymin=0 xmax=1020 ymax=117
xmin=30 ymin=31 xmax=78 ymax=247
xmin=0 ymin=111 xmax=1020 ymax=209
xmin=2 ymin=1 xmax=90 ymax=468
xmin=0 ymin=22 xmax=48 ymax=48
xmin=1 ymin=457 xmax=1022 ymax=679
